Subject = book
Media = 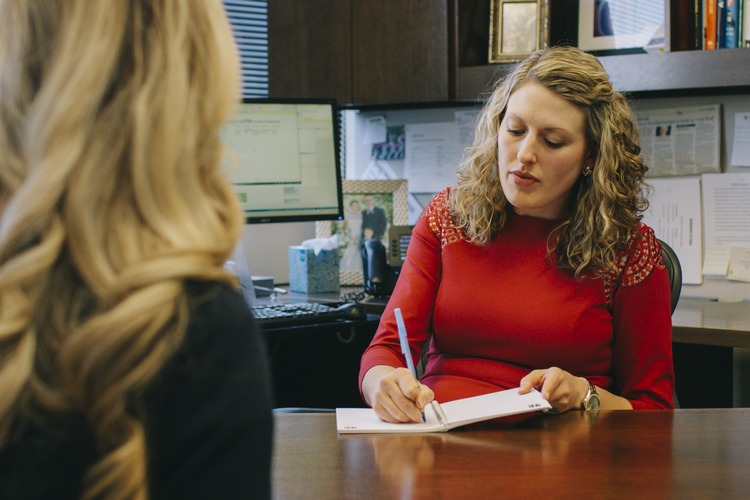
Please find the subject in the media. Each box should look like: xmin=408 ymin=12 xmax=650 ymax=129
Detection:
xmin=670 ymin=0 xmax=702 ymax=51
xmin=336 ymin=387 xmax=551 ymax=434
xmin=695 ymin=0 xmax=705 ymax=49
xmin=706 ymin=0 xmax=717 ymax=49
xmin=718 ymin=0 xmax=742 ymax=48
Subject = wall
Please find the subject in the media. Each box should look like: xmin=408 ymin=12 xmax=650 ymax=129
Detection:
xmin=236 ymin=221 xmax=316 ymax=285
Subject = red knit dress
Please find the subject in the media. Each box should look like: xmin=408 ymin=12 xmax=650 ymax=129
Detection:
xmin=359 ymin=189 xmax=674 ymax=409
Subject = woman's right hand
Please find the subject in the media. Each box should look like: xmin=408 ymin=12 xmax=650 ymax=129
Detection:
xmin=362 ymin=365 xmax=434 ymax=423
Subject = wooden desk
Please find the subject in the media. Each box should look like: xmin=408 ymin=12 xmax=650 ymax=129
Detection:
xmin=272 ymin=409 xmax=750 ymax=499
xmin=254 ymin=288 xmax=379 ymax=408
xmin=671 ymin=299 xmax=750 ymax=408
xmin=672 ymin=298 xmax=750 ymax=348
xmin=259 ymin=316 xmax=379 ymax=409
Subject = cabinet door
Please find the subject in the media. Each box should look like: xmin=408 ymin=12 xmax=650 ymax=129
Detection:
xmin=268 ymin=0 xmax=353 ymax=102
xmin=269 ymin=0 xmax=449 ymax=104
xmin=352 ymin=0 xmax=449 ymax=103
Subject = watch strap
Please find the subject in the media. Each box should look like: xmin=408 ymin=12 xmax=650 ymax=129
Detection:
xmin=580 ymin=378 xmax=599 ymax=411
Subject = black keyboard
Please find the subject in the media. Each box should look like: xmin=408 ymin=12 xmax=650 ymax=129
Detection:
xmin=250 ymin=302 xmax=366 ymax=328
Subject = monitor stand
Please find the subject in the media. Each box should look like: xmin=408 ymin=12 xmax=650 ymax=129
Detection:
xmin=230 ymin=238 xmax=257 ymax=308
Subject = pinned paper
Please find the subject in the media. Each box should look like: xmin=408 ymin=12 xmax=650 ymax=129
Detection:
xmin=703 ymin=246 xmax=730 ymax=276
xmin=702 ymin=173 xmax=750 ymax=248
xmin=727 ymin=247 xmax=750 ymax=282
xmin=363 ymin=115 xmax=387 ymax=145
xmin=730 ymin=112 xmax=750 ymax=167
xmin=642 ymin=177 xmax=702 ymax=284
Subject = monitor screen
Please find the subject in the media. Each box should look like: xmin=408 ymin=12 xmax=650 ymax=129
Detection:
xmin=221 ymin=98 xmax=344 ymax=224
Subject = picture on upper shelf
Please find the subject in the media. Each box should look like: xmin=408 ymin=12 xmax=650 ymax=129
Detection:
xmin=577 ymin=0 xmax=667 ymax=54
xmin=489 ymin=0 xmax=550 ymax=63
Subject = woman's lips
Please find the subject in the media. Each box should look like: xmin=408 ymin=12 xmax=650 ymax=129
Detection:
xmin=510 ymin=170 xmax=539 ymax=187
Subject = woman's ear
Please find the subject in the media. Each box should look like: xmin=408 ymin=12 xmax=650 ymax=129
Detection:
xmin=582 ymin=155 xmax=595 ymax=176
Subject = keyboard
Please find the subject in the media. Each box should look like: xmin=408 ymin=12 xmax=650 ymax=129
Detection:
xmin=250 ymin=302 xmax=366 ymax=328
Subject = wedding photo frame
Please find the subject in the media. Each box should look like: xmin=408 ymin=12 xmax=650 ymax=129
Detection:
xmin=316 ymin=180 xmax=408 ymax=286
xmin=577 ymin=0 xmax=666 ymax=54
xmin=489 ymin=0 xmax=549 ymax=63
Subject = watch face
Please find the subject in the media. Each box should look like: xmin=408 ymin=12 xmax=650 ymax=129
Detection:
xmin=587 ymin=394 xmax=601 ymax=411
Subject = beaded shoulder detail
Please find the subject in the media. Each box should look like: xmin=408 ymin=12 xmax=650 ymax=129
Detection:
xmin=603 ymin=224 xmax=665 ymax=305
xmin=621 ymin=224 xmax=665 ymax=287
xmin=422 ymin=188 xmax=467 ymax=247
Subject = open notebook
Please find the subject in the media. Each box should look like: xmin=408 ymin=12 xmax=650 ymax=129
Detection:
xmin=336 ymin=387 xmax=551 ymax=434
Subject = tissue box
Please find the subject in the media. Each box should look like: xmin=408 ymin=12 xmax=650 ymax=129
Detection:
xmin=288 ymin=246 xmax=340 ymax=293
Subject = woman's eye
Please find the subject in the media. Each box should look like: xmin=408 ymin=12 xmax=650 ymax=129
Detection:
xmin=506 ymin=128 xmax=524 ymax=136
xmin=544 ymin=138 xmax=564 ymax=148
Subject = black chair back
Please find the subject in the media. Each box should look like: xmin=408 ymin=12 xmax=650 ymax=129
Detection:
xmin=658 ymin=239 xmax=682 ymax=314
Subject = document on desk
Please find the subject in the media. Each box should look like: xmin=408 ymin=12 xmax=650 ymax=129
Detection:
xmin=336 ymin=388 xmax=551 ymax=434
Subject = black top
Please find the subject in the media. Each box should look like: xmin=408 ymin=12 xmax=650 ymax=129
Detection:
xmin=0 ymin=283 xmax=274 ymax=499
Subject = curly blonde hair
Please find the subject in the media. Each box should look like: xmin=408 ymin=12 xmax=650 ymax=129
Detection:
xmin=451 ymin=46 xmax=648 ymax=276
xmin=0 ymin=0 xmax=241 ymax=498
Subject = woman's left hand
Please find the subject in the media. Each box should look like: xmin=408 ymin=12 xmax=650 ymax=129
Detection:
xmin=519 ymin=367 xmax=588 ymax=414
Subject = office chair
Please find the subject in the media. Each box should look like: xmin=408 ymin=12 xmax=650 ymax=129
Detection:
xmin=658 ymin=238 xmax=682 ymax=315
xmin=658 ymin=239 xmax=683 ymax=409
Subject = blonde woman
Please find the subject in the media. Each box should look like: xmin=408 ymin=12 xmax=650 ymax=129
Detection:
xmin=360 ymin=46 xmax=674 ymax=423
xmin=0 ymin=1 xmax=273 ymax=498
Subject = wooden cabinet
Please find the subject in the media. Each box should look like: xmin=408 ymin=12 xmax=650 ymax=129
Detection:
xmin=268 ymin=0 xmax=449 ymax=104
xmin=350 ymin=2 xmax=449 ymax=104
xmin=268 ymin=0 xmax=352 ymax=102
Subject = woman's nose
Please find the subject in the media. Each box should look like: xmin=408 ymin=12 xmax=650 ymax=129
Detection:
xmin=517 ymin=137 xmax=536 ymax=164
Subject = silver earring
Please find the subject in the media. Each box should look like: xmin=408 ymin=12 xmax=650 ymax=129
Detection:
xmin=583 ymin=167 xmax=593 ymax=176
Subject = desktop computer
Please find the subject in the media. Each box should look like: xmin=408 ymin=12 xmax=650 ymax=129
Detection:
xmin=221 ymin=98 xmax=377 ymax=408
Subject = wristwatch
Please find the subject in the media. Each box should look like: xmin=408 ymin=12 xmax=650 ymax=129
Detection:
xmin=580 ymin=378 xmax=600 ymax=412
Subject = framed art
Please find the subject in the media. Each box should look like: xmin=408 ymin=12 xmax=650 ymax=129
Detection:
xmin=489 ymin=0 xmax=549 ymax=63
xmin=577 ymin=0 xmax=666 ymax=54
xmin=316 ymin=180 xmax=408 ymax=286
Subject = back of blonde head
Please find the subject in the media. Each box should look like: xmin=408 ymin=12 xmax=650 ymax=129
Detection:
xmin=0 ymin=0 xmax=241 ymax=497
xmin=451 ymin=46 xmax=647 ymax=276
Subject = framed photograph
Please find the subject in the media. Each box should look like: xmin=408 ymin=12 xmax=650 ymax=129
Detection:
xmin=316 ymin=180 xmax=408 ymax=286
xmin=489 ymin=0 xmax=549 ymax=63
xmin=577 ymin=0 xmax=666 ymax=54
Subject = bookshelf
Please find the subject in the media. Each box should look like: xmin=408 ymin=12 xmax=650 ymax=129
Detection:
xmin=454 ymin=0 xmax=750 ymax=100
xmin=457 ymin=48 xmax=750 ymax=100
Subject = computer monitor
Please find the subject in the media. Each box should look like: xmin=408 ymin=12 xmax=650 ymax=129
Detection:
xmin=220 ymin=98 xmax=344 ymax=224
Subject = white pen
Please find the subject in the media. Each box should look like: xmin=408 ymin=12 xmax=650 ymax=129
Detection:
xmin=394 ymin=307 xmax=418 ymax=379
xmin=394 ymin=307 xmax=425 ymax=422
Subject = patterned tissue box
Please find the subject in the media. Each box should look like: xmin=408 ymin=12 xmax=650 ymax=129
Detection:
xmin=288 ymin=246 xmax=340 ymax=293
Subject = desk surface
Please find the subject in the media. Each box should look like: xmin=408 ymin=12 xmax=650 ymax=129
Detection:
xmin=272 ymin=409 xmax=750 ymax=499
xmin=672 ymin=298 xmax=750 ymax=348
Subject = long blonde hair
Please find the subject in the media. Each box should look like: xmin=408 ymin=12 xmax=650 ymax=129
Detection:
xmin=451 ymin=46 xmax=647 ymax=276
xmin=0 ymin=0 xmax=241 ymax=497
